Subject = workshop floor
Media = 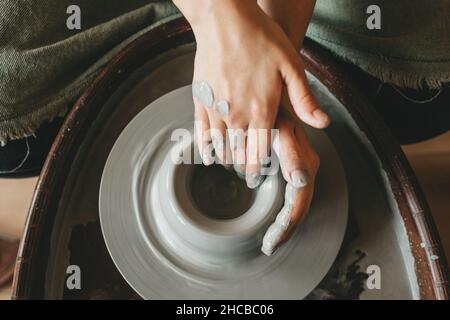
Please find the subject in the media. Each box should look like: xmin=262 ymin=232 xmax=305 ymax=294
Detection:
xmin=0 ymin=132 xmax=449 ymax=300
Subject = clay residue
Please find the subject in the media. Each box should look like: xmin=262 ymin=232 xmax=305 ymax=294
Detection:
xmin=306 ymin=212 xmax=368 ymax=300
xmin=306 ymin=250 xmax=368 ymax=300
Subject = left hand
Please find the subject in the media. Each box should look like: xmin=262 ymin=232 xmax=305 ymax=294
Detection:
xmin=261 ymin=109 xmax=320 ymax=256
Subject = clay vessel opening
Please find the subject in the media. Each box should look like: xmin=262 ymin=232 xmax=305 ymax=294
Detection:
xmin=188 ymin=164 xmax=256 ymax=220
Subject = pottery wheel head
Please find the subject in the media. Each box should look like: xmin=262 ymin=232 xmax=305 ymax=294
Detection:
xmin=99 ymin=86 xmax=348 ymax=299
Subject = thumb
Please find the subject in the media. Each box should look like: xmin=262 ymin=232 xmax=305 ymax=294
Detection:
xmin=282 ymin=58 xmax=330 ymax=129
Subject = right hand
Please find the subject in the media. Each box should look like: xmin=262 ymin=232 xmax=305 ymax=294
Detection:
xmin=175 ymin=0 xmax=329 ymax=188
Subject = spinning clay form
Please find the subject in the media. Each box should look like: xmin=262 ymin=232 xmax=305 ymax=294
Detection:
xmin=99 ymin=86 xmax=348 ymax=299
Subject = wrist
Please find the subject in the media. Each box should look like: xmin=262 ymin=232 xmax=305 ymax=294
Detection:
xmin=174 ymin=0 xmax=259 ymax=31
xmin=258 ymin=0 xmax=316 ymax=49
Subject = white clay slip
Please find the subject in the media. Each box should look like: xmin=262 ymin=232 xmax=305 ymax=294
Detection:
xmin=217 ymin=99 xmax=230 ymax=116
xmin=291 ymin=169 xmax=309 ymax=188
xmin=192 ymin=81 xmax=214 ymax=108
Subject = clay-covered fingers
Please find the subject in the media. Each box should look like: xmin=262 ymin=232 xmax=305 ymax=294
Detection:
xmin=194 ymin=102 xmax=214 ymax=166
xmin=227 ymin=128 xmax=246 ymax=178
xmin=245 ymin=123 xmax=272 ymax=189
xmin=193 ymin=83 xmax=233 ymax=167
xmin=282 ymin=56 xmax=330 ymax=129
xmin=261 ymin=114 xmax=320 ymax=256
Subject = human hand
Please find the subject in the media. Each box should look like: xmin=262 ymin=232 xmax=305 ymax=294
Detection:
xmin=175 ymin=0 xmax=329 ymax=189
xmin=260 ymin=109 xmax=320 ymax=256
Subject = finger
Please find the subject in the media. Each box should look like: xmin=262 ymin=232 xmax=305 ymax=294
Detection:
xmin=261 ymin=182 xmax=314 ymax=256
xmin=282 ymin=58 xmax=330 ymax=129
xmin=227 ymin=127 xmax=247 ymax=178
xmin=224 ymin=104 xmax=248 ymax=179
xmin=245 ymin=123 xmax=271 ymax=189
xmin=194 ymin=101 xmax=214 ymax=166
xmin=209 ymin=115 xmax=232 ymax=167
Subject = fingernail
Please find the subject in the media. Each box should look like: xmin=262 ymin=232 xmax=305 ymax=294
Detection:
xmin=202 ymin=145 xmax=215 ymax=166
xmin=261 ymin=223 xmax=284 ymax=256
xmin=246 ymin=172 xmax=264 ymax=189
xmin=313 ymin=109 xmax=330 ymax=126
xmin=291 ymin=170 xmax=309 ymax=188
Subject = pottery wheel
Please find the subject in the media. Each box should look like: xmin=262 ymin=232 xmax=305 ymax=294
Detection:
xmin=99 ymin=85 xmax=348 ymax=299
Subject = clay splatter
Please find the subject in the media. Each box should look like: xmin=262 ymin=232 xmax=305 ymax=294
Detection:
xmin=192 ymin=81 xmax=214 ymax=108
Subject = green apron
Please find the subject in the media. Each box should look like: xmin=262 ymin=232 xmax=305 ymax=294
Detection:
xmin=0 ymin=0 xmax=179 ymax=145
xmin=307 ymin=0 xmax=450 ymax=89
